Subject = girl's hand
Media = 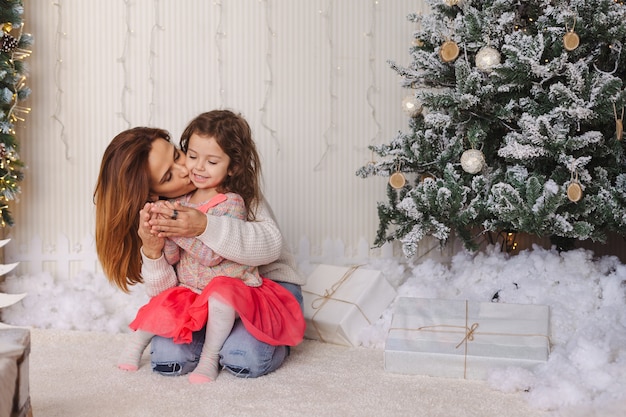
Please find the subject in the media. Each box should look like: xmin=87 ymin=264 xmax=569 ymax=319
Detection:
xmin=139 ymin=202 xmax=165 ymax=258
xmin=149 ymin=201 xmax=208 ymax=238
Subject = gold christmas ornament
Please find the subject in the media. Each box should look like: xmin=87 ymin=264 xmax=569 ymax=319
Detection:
xmin=460 ymin=149 xmax=485 ymax=174
xmin=2 ymin=23 xmax=12 ymax=33
xmin=567 ymin=170 xmax=582 ymax=202
xmin=439 ymin=40 xmax=459 ymax=63
xmin=563 ymin=18 xmax=579 ymax=52
xmin=444 ymin=0 xmax=460 ymax=5
xmin=475 ymin=46 xmax=501 ymax=72
xmin=563 ymin=31 xmax=580 ymax=51
xmin=567 ymin=182 xmax=582 ymax=202
xmin=401 ymin=95 xmax=423 ymax=117
xmin=389 ymin=172 xmax=406 ymax=189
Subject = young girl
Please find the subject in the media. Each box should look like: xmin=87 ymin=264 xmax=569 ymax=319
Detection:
xmin=117 ymin=110 xmax=305 ymax=384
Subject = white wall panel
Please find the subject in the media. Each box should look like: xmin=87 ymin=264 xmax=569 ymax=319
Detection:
xmin=6 ymin=0 xmax=426 ymax=278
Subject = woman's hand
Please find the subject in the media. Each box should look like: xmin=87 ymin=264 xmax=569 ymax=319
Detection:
xmin=138 ymin=202 xmax=165 ymax=258
xmin=148 ymin=201 xmax=208 ymax=238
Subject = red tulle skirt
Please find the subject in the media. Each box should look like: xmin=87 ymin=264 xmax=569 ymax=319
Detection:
xmin=129 ymin=276 xmax=305 ymax=346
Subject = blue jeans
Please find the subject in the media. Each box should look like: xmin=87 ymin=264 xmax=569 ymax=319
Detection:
xmin=150 ymin=282 xmax=303 ymax=378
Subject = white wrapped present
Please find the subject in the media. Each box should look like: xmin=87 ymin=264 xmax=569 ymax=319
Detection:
xmin=385 ymin=297 xmax=550 ymax=379
xmin=302 ymin=264 xmax=396 ymax=346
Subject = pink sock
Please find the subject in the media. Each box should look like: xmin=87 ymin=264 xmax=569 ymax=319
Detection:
xmin=118 ymin=330 xmax=153 ymax=371
xmin=188 ymin=296 xmax=236 ymax=384
xmin=188 ymin=352 xmax=220 ymax=384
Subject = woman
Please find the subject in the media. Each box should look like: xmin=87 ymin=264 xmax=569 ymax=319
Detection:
xmin=94 ymin=126 xmax=305 ymax=378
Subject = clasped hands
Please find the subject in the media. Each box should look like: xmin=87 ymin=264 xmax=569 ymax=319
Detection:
xmin=140 ymin=201 xmax=208 ymax=240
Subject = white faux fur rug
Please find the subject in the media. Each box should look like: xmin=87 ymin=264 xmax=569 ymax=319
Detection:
xmin=28 ymin=328 xmax=551 ymax=417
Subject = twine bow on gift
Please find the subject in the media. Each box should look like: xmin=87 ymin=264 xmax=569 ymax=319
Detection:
xmin=309 ymin=266 xmax=359 ymax=310
xmin=455 ymin=322 xmax=479 ymax=349
xmin=304 ymin=265 xmax=370 ymax=343
xmin=455 ymin=301 xmax=479 ymax=379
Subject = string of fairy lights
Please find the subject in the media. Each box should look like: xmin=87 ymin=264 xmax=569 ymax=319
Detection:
xmin=0 ymin=0 xmax=398 ymax=238
xmin=52 ymin=1 xmax=69 ymax=160
xmin=259 ymin=0 xmax=281 ymax=155
xmin=118 ymin=0 xmax=164 ymax=127
xmin=215 ymin=0 xmax=226 ymax=107
xmin=109 ymin=0 xmax=383 ymax=172
xmin=118 ymin=0 xmax=132 ymax=129
xmin=314 ymin=0 xmax=382 ymax=171
xmin=56 ymin=1 xmax=386 ymax=178
xmin=148 ymin=0 xmax=164 ymax=126
xmin=314 ymin=0 xmax=338 ymax=171
xmin=366 ymin=0 xmax=382 ymax=147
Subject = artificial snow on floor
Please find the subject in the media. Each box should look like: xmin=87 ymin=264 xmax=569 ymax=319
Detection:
xmin=1 ymin=244 xmax=625 ymax=414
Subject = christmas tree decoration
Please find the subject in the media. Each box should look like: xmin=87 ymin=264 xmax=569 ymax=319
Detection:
xmin=444 ymin=0 xmax=461 ymax=6
xmin=389 ymin=171 xmax=407 ymax=189
xmin=460 ymin=149 xmax=485 ymax=174
xmin=357 ymin=0 xmax=626 ymax=254
xmin=412 ymin=38 xmax=425 ymax=47
xmin=567 ymin=171 xmax=583 ymax=203
xmin=563 ymin=17 xmax=580 ymax=52
xmin=475 ymin=45 xmax=501 ymax=72
xmin=0 ymin=33 xmax=18 ymax=53
xmin=439 ymin=39 xmax=460 ymax=62
xmin=0 ymin=2 xmax=32 ymax=228
xmin=563 ymin=31 xmax=580 ymax=52
xmin=401 ymin=94 xmax=423 ymax=117
xmin=420 ymin=173 xmax=435 ymax=182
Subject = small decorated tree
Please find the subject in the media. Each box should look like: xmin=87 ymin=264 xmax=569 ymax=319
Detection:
xmin=0 ymin=0 xmax=32 ymax=227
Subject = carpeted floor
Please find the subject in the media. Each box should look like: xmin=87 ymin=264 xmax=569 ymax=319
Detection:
xmin=28 ymin=328 xmax=552 ymax=417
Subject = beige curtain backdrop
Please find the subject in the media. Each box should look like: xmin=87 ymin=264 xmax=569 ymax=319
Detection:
xmin=4 ymin=0 xmax=434 ymax=279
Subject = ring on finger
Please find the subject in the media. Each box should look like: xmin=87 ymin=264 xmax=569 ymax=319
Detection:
xmin=171 ymin=209 xmax=179 ymax=220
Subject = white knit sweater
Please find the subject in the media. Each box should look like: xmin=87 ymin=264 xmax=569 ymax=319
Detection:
xmin=141 ymin=199 xmax=305 ymax=297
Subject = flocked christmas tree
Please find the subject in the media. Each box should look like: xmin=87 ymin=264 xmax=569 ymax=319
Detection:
xmin=0 ymin=0 xmax=31 ymax=227
xmin=357 ymin=0 xmax=626 ymax=255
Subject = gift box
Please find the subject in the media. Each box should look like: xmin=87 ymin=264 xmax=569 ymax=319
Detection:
xmin=302 ymin=264 xmax=396 ymax=346
xmin=0 ymin=328 xmax=31 ymax=417
xmin=384 ymin=297 xmax=550 ymax=379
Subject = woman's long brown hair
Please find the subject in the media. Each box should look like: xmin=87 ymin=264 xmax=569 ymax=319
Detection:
xmin=94 ymin=127 xmax=170 ymax=293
